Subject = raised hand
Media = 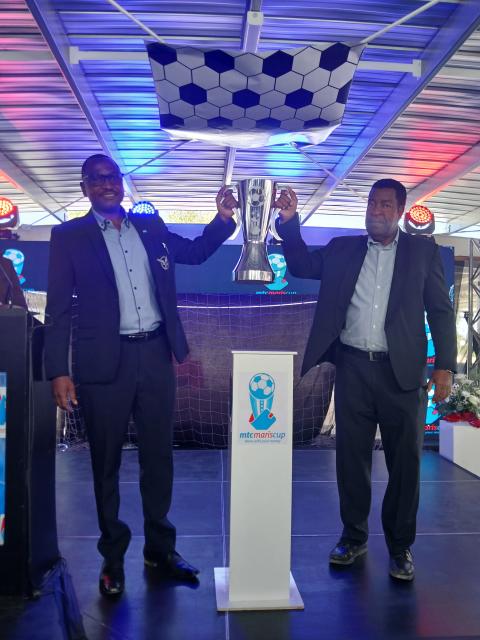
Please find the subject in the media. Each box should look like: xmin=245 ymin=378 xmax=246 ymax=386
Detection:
xmin=275 ymin=186 xmax=298 ymax=223
xmin=216 ymin=186 xmax=238 ymax=221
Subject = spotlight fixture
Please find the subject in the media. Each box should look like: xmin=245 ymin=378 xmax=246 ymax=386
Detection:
xmin=130 ymin=201 xmax=158 ymax=217
xmin=0 ymin=197 xmax=19 ymax=239
xmin=405 ymin=204 xmax=435 ymax=235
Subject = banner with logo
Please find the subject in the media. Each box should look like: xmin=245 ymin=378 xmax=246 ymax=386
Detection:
xmin=147 ymin=42 xmax=365 ymax=148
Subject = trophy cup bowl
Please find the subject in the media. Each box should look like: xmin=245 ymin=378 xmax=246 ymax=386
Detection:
xmin=232 ymin=178 xmax=277 ymax=283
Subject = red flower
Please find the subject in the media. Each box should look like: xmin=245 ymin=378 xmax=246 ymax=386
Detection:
xmin=443 ymin=411 xmax=480 ymax=428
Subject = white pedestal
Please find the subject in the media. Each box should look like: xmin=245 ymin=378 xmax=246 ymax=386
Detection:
xmin=439 ymin=420 xmax=480 ymax=477
xmin=214 ymin=350 xmax=304 ymax=611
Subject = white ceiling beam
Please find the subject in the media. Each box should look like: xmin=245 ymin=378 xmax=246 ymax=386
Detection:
xmin=68 ymin=47 xmax=148 ymax=64
xmin=299 ymin=0 xmax=480 ymax=223
xmin=406 ymin=141 xmax=480 ymax=210
xmin=436 ymin=65 xmax=480 ymax=80
xmin=66 ymin=47 xmax=424 ymax=77
xmin=0 ymin=151 xmax=66 ymax=222
xmin=25 ymin=0 xmax=140 ymax=203
xmin=0 ymin=50 xmax=54 ymax=61
xmin=223 ymin=148 xmax=237 ymax=186
xmin=242 ymin=9 xmax=263 ymax=53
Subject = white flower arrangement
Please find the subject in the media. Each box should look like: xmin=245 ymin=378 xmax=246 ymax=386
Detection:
xmin=437 ymin=374 xmax=480 ymax=426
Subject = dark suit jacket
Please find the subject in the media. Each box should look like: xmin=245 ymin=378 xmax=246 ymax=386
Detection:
xmin=277 ymin=216 xmax=457 ymax=390
xmin=0 ymin=255 xmax=27 ymax=308
xmin=44 ymin=211 xmax=235 ymax=384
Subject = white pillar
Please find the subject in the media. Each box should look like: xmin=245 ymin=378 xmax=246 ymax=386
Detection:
xmin=214 ymin=350 xmax=304 ymax=611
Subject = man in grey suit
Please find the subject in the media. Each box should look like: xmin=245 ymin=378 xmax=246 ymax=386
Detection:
xmin=275 ymin=179 xmax=456 ymax=581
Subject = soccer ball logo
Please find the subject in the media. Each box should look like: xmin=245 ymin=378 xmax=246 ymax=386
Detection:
xmin=266 ymin=253 xmax=288 ymax=291
xmin=248 ymin=187 xmax=265 ymax=207
xmin=3 ymin=248 xmax=25 ymax=285
xmin=250 ymin=373 xmax=275 ymax=400
xmin=249 ymin=372 xmax=276 ymax=430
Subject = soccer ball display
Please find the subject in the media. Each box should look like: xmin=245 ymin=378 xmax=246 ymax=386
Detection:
xmin=268 ymin=253 xmax=287 ymax=278
xmin=249 ymin=373 xmax=275 ymax=399
xmin=147 ymin=42 xmax=364 ymax=147
xmin=3 ymin=249 xmax=25 ymax=273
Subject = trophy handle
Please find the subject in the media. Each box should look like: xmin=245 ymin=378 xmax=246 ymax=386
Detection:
xmin=222 ymin=183 xmax=242 ymax=240
xmin=228 ymin=207 xmax=242 ymax=240
xmin=269 ymin=208 xmax=282 ymax=242
xmin=270 ymin=181 xmax=290 ymax=241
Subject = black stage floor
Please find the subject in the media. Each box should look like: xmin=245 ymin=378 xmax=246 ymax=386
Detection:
xmin=2 ymin=448 xmax=480 ymax=640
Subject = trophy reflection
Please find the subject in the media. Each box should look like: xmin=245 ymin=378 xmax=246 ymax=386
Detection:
xmin=232 ymin=178 xmax=277 ymax=283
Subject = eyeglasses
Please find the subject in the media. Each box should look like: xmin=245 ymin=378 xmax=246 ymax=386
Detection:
xmin=82 ymin=172 xmax=123 ymax=186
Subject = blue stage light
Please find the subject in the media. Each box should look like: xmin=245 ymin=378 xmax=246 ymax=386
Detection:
xmin=130 ymin=201 xmax=158 ymax=216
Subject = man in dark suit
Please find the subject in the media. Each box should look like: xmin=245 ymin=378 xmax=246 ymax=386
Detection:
xmin=0 ymin=255 xmax=27 ymax=308
xmin=275 ymin=179 xmax=456 ymax=581
xmin=45 ymin=154 xmax=236 ymax=596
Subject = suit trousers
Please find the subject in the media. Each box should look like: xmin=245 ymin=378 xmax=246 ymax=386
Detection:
xmin=80 ymin=331 xmax=176 ymax=565
xmin=334 ymin=347 xmax=427 ymax=555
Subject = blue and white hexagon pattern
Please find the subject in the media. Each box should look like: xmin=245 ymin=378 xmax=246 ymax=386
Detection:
xmin=147 ymin=42 xmax=365 ymax=148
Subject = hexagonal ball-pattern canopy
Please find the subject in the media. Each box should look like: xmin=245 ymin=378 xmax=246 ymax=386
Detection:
xmin=147 ymin=41 xmax=365 ymax=148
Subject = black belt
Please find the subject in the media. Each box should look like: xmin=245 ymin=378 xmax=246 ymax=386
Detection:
xmin=341 ymin=343 xmax=389 ymax=362
xmin=120 ymin=324 xmax=165 ymax=342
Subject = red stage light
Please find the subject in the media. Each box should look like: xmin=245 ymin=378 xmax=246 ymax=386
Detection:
xmin=0 ymin=197 xmax=15 ymax=217
xmin=0 ymin=197 xmax=19 ymax=238
xmin=408 ymin=205 xmax=433 ymax=225
xmin=405 ymin=204 xmax=435 ymax=235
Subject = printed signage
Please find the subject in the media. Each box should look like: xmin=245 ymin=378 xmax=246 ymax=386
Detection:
xmin=239 ymin=371 xmax=287 ymax=444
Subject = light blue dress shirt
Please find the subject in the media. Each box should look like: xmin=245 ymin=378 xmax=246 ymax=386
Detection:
xmin=340 ymin=229 xmax=399 ymax=352
xmin=93 ymin=210 xmax=162 ymax=334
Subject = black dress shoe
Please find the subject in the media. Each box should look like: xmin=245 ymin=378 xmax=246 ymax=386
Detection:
xmin=144 ymin=550 xmax=199 ymax=582
xmin=99 ymin=562 xmax=125 ymax=596
xmin=329 ymin=541 xmax=368 ymax=565
xmin=389 ymin=549 xmax=414 ymax=581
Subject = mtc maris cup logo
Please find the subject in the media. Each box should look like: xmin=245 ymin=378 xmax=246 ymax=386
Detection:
xmin=249 ymin=373 xmax=276 ymax=430
xmin=239 ymin=372 xmax=286 ymax=443
xmin=266 ymin=253 xmax=288 ymax=292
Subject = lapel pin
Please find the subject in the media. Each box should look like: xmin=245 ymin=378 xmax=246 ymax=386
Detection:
xmin=157 ymin=255 xmax=169 ymax=271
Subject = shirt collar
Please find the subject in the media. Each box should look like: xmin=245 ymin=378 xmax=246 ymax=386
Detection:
xmin=92 ymin=207 xmax=130 ymax=231
xmin=367 ymin=227 xmax=399 ymax=248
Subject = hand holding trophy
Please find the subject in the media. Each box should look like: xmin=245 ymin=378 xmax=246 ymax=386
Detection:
xmin=275 ymin=187 xmax=298 ymax=223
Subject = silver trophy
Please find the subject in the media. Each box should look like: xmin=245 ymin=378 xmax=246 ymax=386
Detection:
xmin=232 ymin=178 xmax=278 ymax=283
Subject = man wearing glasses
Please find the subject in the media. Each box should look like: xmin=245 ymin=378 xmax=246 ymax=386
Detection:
xmin=45 ymin=154 xmax=236 ymax=596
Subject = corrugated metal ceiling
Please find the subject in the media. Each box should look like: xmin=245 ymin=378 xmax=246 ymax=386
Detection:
xmin=0 ymin=0 xmax=479 ymax=236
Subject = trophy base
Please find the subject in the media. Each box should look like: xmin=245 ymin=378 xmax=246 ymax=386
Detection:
xmin=233 ymin=269 xmax=274 ymax=284
xmin=233 ymin=240 xmax=275 ymax=284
